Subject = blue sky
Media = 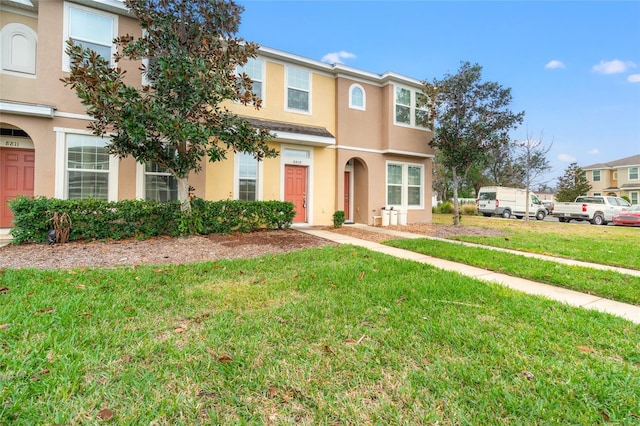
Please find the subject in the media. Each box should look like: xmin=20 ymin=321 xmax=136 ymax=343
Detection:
xmin=236 ymin=0 xmax=640 ymax=186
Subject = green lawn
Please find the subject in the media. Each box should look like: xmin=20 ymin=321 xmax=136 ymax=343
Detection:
xmin=2 ymin=246 xmax=639 ymax=424
xmin=432 ymin=214 xmax=640 ymax=270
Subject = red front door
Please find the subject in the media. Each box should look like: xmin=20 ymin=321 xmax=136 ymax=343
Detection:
xmin=1 ymin=149 xmax=35 ymax=228
xmin=344 ymin=171 xmax=351 ymax=221
xmin=285 ymin=165 xmax=307 ymax=223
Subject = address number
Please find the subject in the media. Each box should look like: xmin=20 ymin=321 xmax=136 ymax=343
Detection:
xmin=4 ymin=141 xmax=20 ymax=147
xmin=292 ymin=160 xmax=303 ymax=165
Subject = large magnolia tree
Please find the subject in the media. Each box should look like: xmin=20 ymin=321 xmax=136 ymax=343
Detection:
xmin=62 ymin=0 xmax=277 ymax=211
xmin=424 ymin=62 xmax=524 ymax=225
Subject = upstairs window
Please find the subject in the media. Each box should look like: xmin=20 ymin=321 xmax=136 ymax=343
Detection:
xmin=349 ymin=84 xmax=365 ymax=110
xmin=593 ymin=170 xmax=601 ymax=182
xmin=237 ymin=57 xmax=264 ymax=101
xmin=1 ymin=23 xmax=37 ymax=76
xmin=394 ymin=86 xmax=429 ymax=129
xmin=286 ymin=66 xmax=310 ymax=113
xmin=630 ymin=167 xmax=639 ymax=180
xmin=64 ymin=2 xmax=117 ymax=70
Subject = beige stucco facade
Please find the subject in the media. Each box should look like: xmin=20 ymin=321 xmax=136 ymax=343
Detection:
xmin=1 ymin=0 xmax=434 ymax=229
xmin=584 ymin=155 xmax=640 ymax=204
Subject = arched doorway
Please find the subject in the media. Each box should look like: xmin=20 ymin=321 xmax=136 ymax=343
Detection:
xmin=1 ymin=125 xmax=35 ymax=228
xmin=342 ymin=157 xmax=368 ymax=224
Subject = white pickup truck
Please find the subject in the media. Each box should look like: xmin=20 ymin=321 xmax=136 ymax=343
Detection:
xmin=551 ymin=196 xmax=631 ymax=225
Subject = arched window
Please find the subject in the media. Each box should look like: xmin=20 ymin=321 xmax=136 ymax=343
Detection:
xmin=1 ymin=23 xmax=37 ymax=76
xmin=349 ymin=84 xmax=366 ymax=110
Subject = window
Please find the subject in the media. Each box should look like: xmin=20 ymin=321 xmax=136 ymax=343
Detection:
xmin=236 ymin=152 xmax=259 ymax=201
xmin=631 ymin=192 xmax=639 ymax=204
xmin=395 ymin=86 xmax=429 ymax=129
xmin=386 ymin=162 xmax=424 ymax=208
xmin=144 ymin=162 xmax=177 ymax=202
xmin=237 ymin=57 xmax=264 ymax=101
xmin=1 ymin=23 xmax=37 ymax=76
xmin=629 ymin=167 xmax=639 ymax=180
xmin=64 ymin=3 xmax=117 ymax=70
xmin=66 ymin=134 xmax=111 ymax=200
xmin=593 ymin=170 xmax=601 ymax=182
xmin=613 ymin=171 xmax=618 ymax=180
xmin=349 ymin=84 xmax=365 ymax=110
xmin=286 ymin=66 xmax=310 ymax=113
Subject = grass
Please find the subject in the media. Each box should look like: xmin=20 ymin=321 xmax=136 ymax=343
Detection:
xmin=432 ymin=214 xmax=640 ymax=270
xmin=2 ymin=246 xmax=639 ymax=424
xmin=386 ymin=238 xmax=640 ymax=305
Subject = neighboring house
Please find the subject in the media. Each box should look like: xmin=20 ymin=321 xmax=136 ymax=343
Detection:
xmin=0 ymin=0 xmax=434 ymax=230
xmin=583 ymin=154 xmax=640 ymax=205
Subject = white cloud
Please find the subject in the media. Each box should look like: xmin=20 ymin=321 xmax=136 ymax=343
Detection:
xmin=321 ymin=51 xmax=356 ymax=65
xmin=592 ymin=59 xmax=637 ymax=74
xmin=628 ymin=74 xmax=640 ymax=83
xmin=558 ymin=153 xmax=577 ymax=163
xmin=545 ymin=60 xmax=565 ymax=69
xmin=588 ymin=148 xmax=600 ymax=155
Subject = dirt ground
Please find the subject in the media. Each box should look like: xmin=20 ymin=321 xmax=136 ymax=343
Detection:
xmin=0 ymin=223 xmax=504 ymax=270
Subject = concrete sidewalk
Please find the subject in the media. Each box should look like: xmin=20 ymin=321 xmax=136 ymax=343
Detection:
xmin=296 ymin=225 xmax=640 ymax=325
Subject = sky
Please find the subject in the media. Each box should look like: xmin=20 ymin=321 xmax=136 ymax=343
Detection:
xmin=235 ymin=0 xmax=640 ymax=187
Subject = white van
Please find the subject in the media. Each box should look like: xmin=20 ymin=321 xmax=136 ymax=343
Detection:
xmin=476 ymin=186 xmax=547 ymax=220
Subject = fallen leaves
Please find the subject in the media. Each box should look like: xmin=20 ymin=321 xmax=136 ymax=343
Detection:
xmin=35 ymin=307 xmax=55 ymax=315
xmin=0 ymin=287 xmax=9 ymax=294
xmin=0 ymin=324 xmax=10 ymax=330
xmin=97 ymin=408 xmax=114 ymax=421
xmin=218 ymin=354 xmax=233 ymax=363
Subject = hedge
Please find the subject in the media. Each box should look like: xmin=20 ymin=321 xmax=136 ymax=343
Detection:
xmin=8 ymin=196 xmax=295 ymax=244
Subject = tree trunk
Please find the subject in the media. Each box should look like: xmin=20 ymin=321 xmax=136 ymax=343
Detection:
xmin=177 ymin=176 xmax=191 ymax=213
xmin=524 ymin=187 xmax=530 ymax=223
xmin=452 ymin=167 xmax=461 ymax=226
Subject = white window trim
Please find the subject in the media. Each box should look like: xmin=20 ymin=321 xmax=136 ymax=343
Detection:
xmin=54 ymin=127 xmax=119 ymax=201
xmin=385 ymin=160 xmax=425 ymax=210
xmin=285 ymin=66 xmax=312 ymax=115
xmin=629 ymin=167 xmax=639 ymax=181
xmin=233 ymin=152 xmax=263 ymax=201
xmin=592 ymin=170 xmax=601 ymax=182
xmin=393 ymin=84 xmax=429 ymax=130
xmin=0 ymin=23 xmax=37 ymax=77
xmin=630 ymin=192 xmax=639 ymax=204
xmin=62 ymin=1 xmax=118 ymax=72
xmin=348 ymin=83 xmax=366 ymax=111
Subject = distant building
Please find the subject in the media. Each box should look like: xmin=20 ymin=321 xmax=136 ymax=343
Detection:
xmin=582 ymin=154 xmax=640 ymax=204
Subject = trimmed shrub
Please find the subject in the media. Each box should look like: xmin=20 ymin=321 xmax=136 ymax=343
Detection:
xmin=332 ymin=210 xmax=345 ymax=228
xmin=8 ymin=196 xmax=295 ymax=244
xmin=437 ymin=201 xmax=454 ymax=214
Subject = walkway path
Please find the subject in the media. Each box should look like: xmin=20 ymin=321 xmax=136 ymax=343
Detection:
xmin=297 ymin=225 xmax=640 ymax=325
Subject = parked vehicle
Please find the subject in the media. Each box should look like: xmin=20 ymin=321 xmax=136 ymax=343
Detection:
xmin=476 ymin=186 xmax=547 ymax=220
xmin=542 ymin=201 xmax=554 ymax=215
xmin=551 ymin=196 xmax=631 ymax=225
xmin=612 ymin=204 xmax=640 ymax=226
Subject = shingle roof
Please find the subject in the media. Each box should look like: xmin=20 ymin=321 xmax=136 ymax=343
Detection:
xmin=583 ymin=154 xmax=640 ymax=169
xmin=243 ymin=117 xmax=335 ymax=139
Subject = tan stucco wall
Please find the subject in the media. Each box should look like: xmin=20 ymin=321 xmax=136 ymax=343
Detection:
xmin=0 ymin=10 xmax=38 ymax=101
xmin=225 ymin=60 xmax=336 ymax=136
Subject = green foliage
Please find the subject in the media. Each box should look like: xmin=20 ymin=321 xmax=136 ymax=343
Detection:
xmin=332 ymin=210 xmax=345 ymax=228
xmin=621 ymin=195 xmax=631 ymax=203
xmin=61 ymin=0 xmax=277 ymax=209
xmin=8 ymin=196 xmax=294 ymax=243
xmin=436 ymin=201 xmax=454 ymax=214
xmin=555 ymin=162 xmax=592 ymax=202
xmin=424 ymin=62 xmax=524 ymax=225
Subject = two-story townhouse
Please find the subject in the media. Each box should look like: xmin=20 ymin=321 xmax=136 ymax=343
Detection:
xmin=0 ymin=0 xmax=207 ymax=229
xmin=583 ymin=154 xmax=640 ymax=204
xmin=1 ymin=0 xmax=434 ymax=230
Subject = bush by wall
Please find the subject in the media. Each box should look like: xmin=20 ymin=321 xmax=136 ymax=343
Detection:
xmin=332 ymin=210 xmax=345 ymax=228
xmin=8 ymin=196 xmax=295 ymax=244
